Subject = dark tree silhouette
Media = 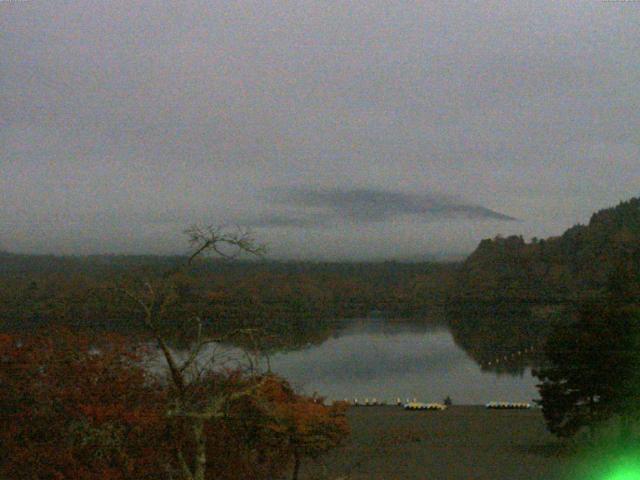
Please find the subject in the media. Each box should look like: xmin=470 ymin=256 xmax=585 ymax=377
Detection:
xmin=534 ymin=290 xmax=640 ymax=440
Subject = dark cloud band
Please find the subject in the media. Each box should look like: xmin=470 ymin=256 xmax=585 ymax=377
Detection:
xmin=249 ymin=187 xmax=517 ymax=228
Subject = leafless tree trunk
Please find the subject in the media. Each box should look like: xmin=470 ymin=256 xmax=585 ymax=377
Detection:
xmin=291 ymin=451 xmax=301 ymax=480
xmin=119 ymin=226 xmax=266 ymax=480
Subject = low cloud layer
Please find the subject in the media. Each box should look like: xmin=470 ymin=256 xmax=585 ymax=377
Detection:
xmin=249 ymin=187 xmax=517 ymax=228
xmin=2 ymin=2 xmax=638 ymax=258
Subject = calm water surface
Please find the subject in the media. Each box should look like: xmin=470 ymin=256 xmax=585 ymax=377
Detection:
xmin=266 ymin=319 xmax=539 ymax=405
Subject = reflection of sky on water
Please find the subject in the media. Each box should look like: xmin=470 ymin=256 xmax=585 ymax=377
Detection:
xmin=152 ymin=319 xmax=541 ymax=405
xmin=267 ymin=319 xmax=539 ymax=404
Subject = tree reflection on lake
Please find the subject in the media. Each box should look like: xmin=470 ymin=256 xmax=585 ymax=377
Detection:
xmin=256 ymin=314 xmax=550 ymax=405
xmin=156 ymin=311 xmax=553 ymax=405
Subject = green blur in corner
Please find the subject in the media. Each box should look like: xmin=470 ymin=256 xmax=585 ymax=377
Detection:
xmin=604 ymin=457 xmax=640 ymax=480
xmin=562 ymin=445 xmax=640 ymax=480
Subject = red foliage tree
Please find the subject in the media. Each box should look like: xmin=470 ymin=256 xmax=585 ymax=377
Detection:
xmin=256 ymin=376 xmax=350 ymax=480
xmin=0 ymin=327 xmax=169 ymax=480
xmin=0 ymin=329 xmax=349 ymax=480
xmin=165 ymin=373 xmax=349 ymax=480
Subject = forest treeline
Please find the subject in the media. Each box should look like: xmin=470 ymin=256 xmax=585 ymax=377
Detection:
xmin=0 ymin=255 xmax=456 ymax=348
xmin=2 ymin=197 xmax=639 ymax=338
xmin=451 ymin=197 xmax=640 ymax=306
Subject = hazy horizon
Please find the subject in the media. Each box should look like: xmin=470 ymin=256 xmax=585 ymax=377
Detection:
xmin=2 ymin=2 xmax=638 ymax=259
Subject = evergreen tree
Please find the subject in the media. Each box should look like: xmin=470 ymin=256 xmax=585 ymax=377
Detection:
xmin=534 ymin=291 xmax=640 ymax=440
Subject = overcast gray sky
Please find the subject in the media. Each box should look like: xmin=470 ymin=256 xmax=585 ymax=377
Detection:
xmin=2 ymin=1 xmax=638 ymax=259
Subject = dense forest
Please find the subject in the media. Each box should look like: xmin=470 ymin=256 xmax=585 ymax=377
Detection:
xmin=0 ymin=254 xmax=456 ymax=350
xmin=451 ymin=197 xmax=640 ymax=306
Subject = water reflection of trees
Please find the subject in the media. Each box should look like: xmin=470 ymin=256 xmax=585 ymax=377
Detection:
xmin=147 ymin=317 xmax=344 ymax=356
xmin=231 ymin=318 xmax=345 ymax=355
xmin=446 ymin=306 xmax=553 ymax=376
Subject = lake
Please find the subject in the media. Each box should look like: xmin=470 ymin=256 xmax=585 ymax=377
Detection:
xmin=160 ymin=316 xmax=546 ymax=405
xmin=258 ymin=318 xmax=542 ymax=405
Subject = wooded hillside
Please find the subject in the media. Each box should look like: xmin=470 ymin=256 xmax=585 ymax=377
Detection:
xmin=451 ymin=197 xmax=640 ymax=305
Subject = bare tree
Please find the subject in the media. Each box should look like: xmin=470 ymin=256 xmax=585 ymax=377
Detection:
xmin=119 ymin=226 xmax=267 ymax=480
xmin=184 ymin=225 xmax=266 ymax=264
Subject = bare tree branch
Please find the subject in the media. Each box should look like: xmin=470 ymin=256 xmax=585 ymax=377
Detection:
xmin=184 ymin=225 xmax=266 ymax=265
xmin=176 ymin=449 xmax=193 ymax=480
xmin=114 ymin=225 xmax=268 ymax=480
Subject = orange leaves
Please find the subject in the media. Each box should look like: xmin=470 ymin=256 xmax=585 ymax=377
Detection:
xmin=253 ymin=375 xmax=350 ymax=460
xmin=0 ymin=333 xmax=12 ymax=348
xmin=179 ymin=372 xmax=350 ymax=480
xmin=0 ymin=328 xmax=349 ymax=480
xmin=0 ymin=326 xmax=168 ymax=480
xmin=256 ymin=374 xmax=296 ymax=403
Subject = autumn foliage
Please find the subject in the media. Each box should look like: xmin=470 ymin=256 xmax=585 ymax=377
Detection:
xmin=256 ymin=377 xmax=350 ymax=480
xmin=0 ymin=328 xmax=349 ymax=480
xmin=0 ymin=327 xmax=168 ymax=480
xmin=162 ymin=372 xmax=349 ymax=480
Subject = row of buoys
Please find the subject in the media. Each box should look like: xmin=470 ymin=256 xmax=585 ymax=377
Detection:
xmin=345 ymin=398 xmax=386 ymax=406
xmin=485 ymin=401 xmax=531 ymax=409
xmin=344 ymin=398 xmax=532 ymax=410
xmin=345 ymin=397 xmax=448 ymax=409
xmin=485 ymin=346 xmax=537 ymax=367
xmin=404 ymin=402 xmax=447 ymax=411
